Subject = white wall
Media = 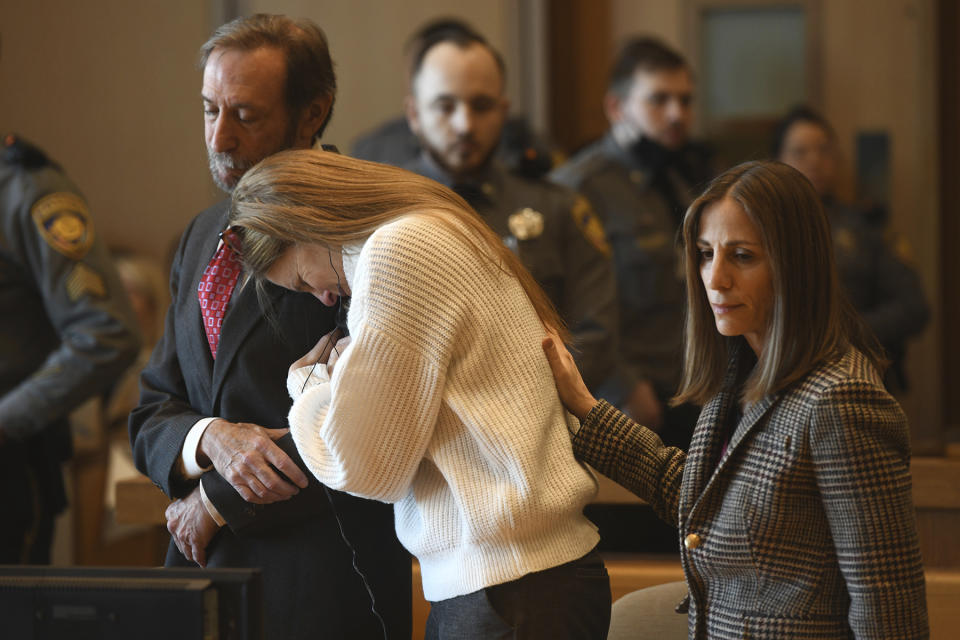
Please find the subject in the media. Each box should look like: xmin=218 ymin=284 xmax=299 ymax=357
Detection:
xmin=248 ymin=0 xmax=518 ymax=150
xmin=1 ymin=0 xmax=217 ymax=263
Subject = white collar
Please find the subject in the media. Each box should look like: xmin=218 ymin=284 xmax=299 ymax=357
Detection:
xmin=341 ymin=241 xmax=364 ymax=291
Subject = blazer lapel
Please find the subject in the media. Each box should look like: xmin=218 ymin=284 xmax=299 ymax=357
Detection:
xmin=680 ymin=340 xmax=782 ymax=523
xmin=688 ymin=390 xmax=781 ymax=522
xmin=717 ymin=392 xmax=780 ymax=470
xmin=678 ymin=347 xmax=743 ymax=522
xmin=679 ymin=390 xmax=730 ymax=521
xmin=210 ymin=278 xmax=288 ymax=404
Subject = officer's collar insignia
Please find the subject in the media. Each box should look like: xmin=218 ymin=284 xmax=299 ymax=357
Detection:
xmin=571 ymin=197 xmax=611 ymax=257
xmin=834 ymin=228 xmax=856 ymax=254
xmin=888 ymin=231 xmax=917 ymax=264
xmin=635 ymin=231 xmax=670 ymax=250
xmin=30 ymin=192 xmax=94 ymax=260
xmin=508 ymin=208 xmax=544 ymax=240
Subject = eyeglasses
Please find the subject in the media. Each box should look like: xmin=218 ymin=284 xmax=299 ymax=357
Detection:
xmin=219 ymin=226 xmax=244 ymax=257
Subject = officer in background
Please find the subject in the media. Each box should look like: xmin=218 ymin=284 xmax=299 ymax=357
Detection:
xmin=403 ymin=27 xmax=618 ymax=392
xmin=0 ymin=134 xmax=140 ymax=563
xmin=551 ymin=37 xmax=711 ymax=450
xmin=351 ymin=18 xmax=555 ymax=180
xmin=773 ymin=106 xmax=930 ymax=392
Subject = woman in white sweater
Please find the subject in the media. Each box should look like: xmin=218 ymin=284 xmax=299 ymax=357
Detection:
xmin=228 ymin=149 xmax=609 ymax=639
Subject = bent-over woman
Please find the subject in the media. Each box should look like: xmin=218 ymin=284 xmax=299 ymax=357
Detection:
xmin=229 ymin=149 xmax=610 ymax=640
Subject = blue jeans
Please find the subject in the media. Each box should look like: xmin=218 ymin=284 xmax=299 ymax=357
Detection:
xmin=424 ymin=549 xmax=611 ymax=639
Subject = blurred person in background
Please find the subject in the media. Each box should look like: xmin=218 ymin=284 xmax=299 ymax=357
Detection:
xmin=402 ymin=24 xmax=618 ymax=394
xmin=1 ymin=133 xmax=140 ymax=563
xmin=351 ymin=18 xmax=556 ymax=179
xmin=552 ymin=37 xmax=713 ymax=451
xmin=772 ymin=106 xmax=929 ymax=393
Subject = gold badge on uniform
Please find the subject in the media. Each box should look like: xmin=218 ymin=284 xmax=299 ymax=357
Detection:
xmin=571 ymin=196 xmax=611 ymax=257
xmin=30 ymin=192 xmax=95 ymax=260
xmin=508 ymin=208 xmax=544 ymax=240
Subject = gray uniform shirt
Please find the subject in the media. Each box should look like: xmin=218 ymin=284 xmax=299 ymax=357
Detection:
xmin=0 ymin=140 xmax=139 ymax=441
xmin=406 ymin=154 xmax=619 ymax=391
xmin=552 ymin=133 xmax=694 ymax=400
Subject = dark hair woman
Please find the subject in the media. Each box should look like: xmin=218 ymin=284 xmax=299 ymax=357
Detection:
xmin=543 ymin=160 xmax=928 ymax=639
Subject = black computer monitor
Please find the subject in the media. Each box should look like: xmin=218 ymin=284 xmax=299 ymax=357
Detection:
xmin=0 ymin=565 xmax=262 ymax=640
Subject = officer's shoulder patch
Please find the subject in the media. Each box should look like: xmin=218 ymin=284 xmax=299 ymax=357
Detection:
xmin=65 ymin=263 xmax=106 ymax=301
xmin=30 ymin=192 xmax=95 ymax=260
xmin=570 ymin=196 xmax=611 ymax=257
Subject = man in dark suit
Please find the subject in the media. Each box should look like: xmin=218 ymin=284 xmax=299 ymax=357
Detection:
xmin=128 ymin=14 xmax=411 ymax=640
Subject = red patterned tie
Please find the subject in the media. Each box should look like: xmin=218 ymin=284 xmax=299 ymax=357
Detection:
xmin=198 ymin=241 xmax=242 ymax=359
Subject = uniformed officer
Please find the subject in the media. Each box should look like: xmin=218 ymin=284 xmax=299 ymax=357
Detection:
xmin=0 ymin=134 xmax=140 ymax=563
xmin=351 ymin=18 xmax=555 ymax=180
xmin=402 ymin=28 xmax=618 ymax=392
xmin=551 ymin=37 xmax=710 ymax=449
xmin=773 ymin=106 xmax=930 ymax=392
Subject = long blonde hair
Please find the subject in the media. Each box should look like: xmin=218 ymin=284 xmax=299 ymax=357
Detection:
xmin=228 ymin=149 xmax=567 ymax=338
xmin=672 ymin=161 xmax=881 ymax=406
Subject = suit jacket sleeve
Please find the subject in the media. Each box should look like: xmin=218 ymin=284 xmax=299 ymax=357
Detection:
xmin=200 ymin=432 xmax=330 ymax=534
xmin=573 ymin=399 xmax=685 ymax=527
xmin=810 ymin=378 xmax=928 ymax=638
xmin=130 ymin=211 xmax=338 ymax=534
xmin=128 ymin=216 xmax=207 ymax=499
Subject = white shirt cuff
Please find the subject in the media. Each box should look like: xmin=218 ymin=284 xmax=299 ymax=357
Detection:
xmin=198 ymin=481 xmax=226 ymax=527
xmin=181 ymin=417 xmax=216 ymax=478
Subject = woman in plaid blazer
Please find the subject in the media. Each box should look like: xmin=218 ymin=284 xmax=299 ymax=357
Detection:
xmin=544 ymin=161 xmax=929 ymax=639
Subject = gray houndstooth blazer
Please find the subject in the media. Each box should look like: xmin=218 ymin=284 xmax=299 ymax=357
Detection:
xmin=574 ymin=343 xmax=929 ymax=639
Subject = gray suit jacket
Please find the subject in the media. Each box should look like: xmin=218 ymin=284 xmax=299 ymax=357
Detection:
xmin=575 ymin=342 xmax=928 ymax=639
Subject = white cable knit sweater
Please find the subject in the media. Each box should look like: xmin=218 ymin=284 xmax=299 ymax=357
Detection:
xmin=286 ymin=214 xmax=599 ymax=601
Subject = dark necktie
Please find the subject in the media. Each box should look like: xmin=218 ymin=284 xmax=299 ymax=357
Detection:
xmin=197 ymin=241 xmax=241 ymax=359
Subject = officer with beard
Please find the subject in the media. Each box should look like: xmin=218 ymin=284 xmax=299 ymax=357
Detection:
xmin=552 ymin=37 xmax=712 ymax=451
xmin=402 ymin=28 xmax=618 ymax=393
